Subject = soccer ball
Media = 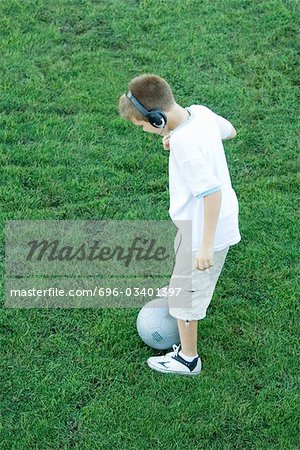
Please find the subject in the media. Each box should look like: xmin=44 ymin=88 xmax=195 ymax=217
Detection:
xmin=136 ymin=297 xmax=180 ymax=350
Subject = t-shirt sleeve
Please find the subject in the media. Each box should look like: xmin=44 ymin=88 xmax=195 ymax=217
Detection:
xmin=179 ymin=157 xmax=222 ymax=199
xmin=171 ymin=133 xmax=221 ymax=199
xmin=170 ymin=113 xmax=225 ymax=198
xmin=214 ymin=114 xmax=235 ymax=140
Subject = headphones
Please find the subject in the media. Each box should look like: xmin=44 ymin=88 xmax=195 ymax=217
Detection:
xmin=126 ymin=90 xmax=167 ymax=129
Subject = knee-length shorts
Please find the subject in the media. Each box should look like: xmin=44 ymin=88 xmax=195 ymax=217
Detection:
xmin=168 ymin=232 xmax=230 ymax=321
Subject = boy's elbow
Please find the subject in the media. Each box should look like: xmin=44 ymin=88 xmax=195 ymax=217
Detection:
xmin=222 ymin=127 xmax=237 ymax=141
xmin=229 ymin=127 xmax=237 ymax=139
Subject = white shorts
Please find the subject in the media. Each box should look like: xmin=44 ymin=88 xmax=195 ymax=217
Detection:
xmin=168 ymin=232 xmax=230 ymax=321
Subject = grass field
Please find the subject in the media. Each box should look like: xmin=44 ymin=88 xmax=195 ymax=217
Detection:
xmin=1 ymin=0 xmax=299 ymax=449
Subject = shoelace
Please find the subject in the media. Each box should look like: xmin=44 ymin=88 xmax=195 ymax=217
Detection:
xmin=165 ymin=344 xmax=181 ymax=359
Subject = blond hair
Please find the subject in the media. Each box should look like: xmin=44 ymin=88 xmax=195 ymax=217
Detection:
xmin=119 ymin=74 xmax=176 ymax=122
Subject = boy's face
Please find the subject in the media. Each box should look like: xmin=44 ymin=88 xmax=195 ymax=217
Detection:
xmin=131 ymin=118 xmax=168 ymax=135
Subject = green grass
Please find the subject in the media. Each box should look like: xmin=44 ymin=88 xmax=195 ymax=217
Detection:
xmin=0 ymin=0 xmax=299 ymax=448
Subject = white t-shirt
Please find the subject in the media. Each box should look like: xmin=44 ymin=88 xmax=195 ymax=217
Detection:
xmin=168 ymin=104 xmax=241 ymax=252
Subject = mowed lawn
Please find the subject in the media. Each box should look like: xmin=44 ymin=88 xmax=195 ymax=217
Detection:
xmin=0 ymin=0 xmax=299 ymax=449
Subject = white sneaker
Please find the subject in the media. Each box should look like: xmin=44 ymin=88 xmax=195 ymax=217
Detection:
xmin=147 ymin=344 xmax=202 ymax=376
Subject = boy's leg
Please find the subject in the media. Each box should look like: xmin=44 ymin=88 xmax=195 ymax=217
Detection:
xmin=146 ymin=247 xmax=230 ymax=375
xmin=177 ymin=319 xmax=198 ymax=356
xmin=170 ymin=247 xmax=230 ymax=357
xmin=147 ymin=317 xmax=201 ymax=375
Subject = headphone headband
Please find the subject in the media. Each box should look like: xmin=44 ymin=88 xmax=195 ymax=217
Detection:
xmin=126 ymin=90 xmax=167 ymax=129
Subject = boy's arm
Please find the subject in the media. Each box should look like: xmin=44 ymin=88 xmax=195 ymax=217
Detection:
xmin=202 ymin=190 xmax=222 ymax=245
xmin=215 ymin=114 xmax=237 ymax=141
xmin=223 ymin=127 xmax=237 ymax=140
xmin=195 ymin=190 xmax=222 ymax=271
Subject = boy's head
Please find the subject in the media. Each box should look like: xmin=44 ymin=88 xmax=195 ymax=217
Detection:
xmin=119 ymin=74 xmax=176 ymax=135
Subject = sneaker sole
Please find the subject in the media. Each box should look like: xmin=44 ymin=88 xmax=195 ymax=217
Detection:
xmin=147 ymin=360 xmax=201 ymax=376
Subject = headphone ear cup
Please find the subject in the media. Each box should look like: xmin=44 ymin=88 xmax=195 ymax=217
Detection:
xmin=148 ymin=110 xmax=167 ymax=128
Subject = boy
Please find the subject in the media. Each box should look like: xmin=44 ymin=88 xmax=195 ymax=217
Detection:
xmin=118 ymin=74 xmax=241 ymax=376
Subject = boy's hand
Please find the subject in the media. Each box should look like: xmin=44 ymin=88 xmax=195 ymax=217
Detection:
xmin=162 ymin=134 xmax=171 ymax=151
xmin=194 ymin=242 xmax=214 ymax=271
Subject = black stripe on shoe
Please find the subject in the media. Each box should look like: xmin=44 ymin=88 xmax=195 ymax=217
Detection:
xmin=172 ymin=354 xmax=199 ymax=371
